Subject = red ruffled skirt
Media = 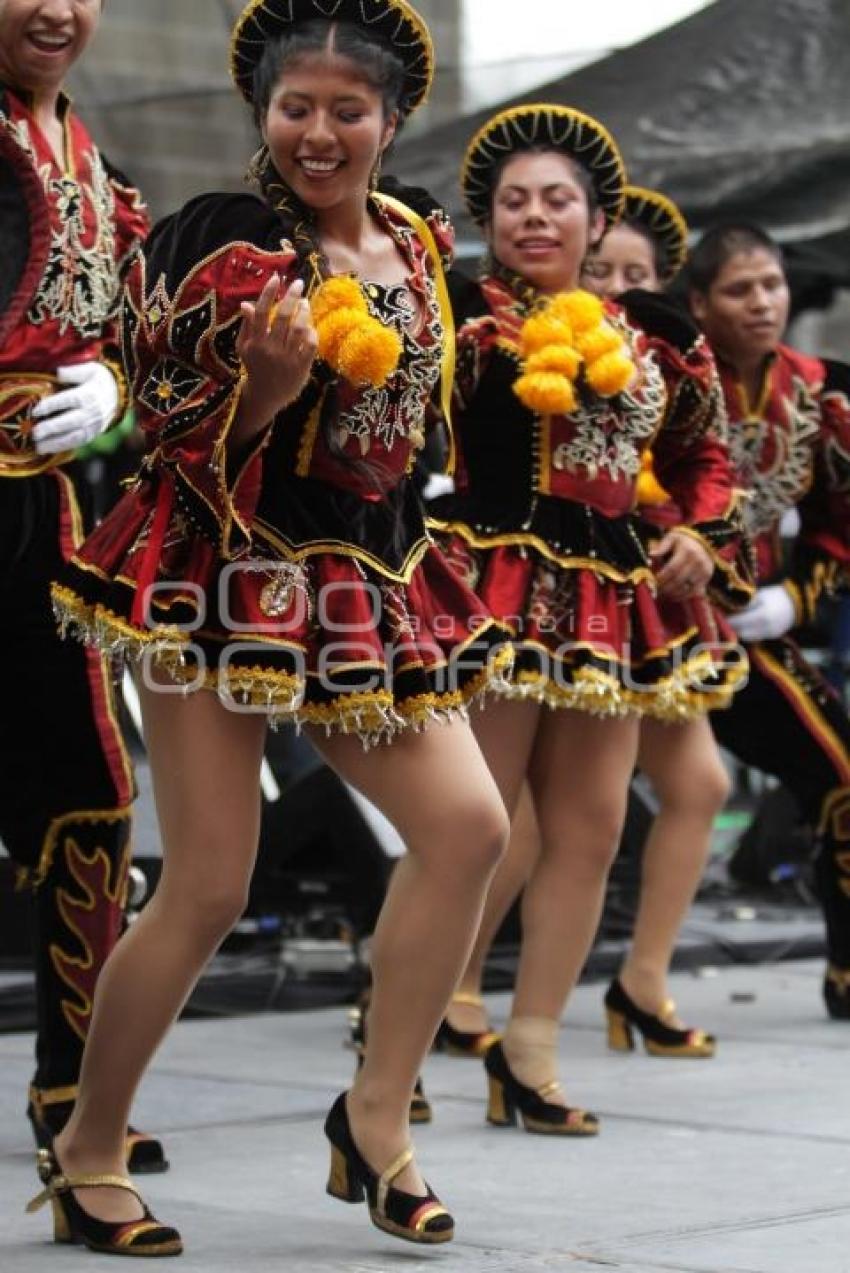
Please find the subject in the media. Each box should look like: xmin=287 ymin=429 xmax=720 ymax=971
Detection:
xmin=53 ymin=474 xmax=513 ymax=745
xmin=436 ymin=527 xmax=746 ymax=720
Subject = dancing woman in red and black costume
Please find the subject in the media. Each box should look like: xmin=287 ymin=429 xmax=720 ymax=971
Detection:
xmin=0 ymin=0 xmax=165 ymax=1174
xmin=430 ymin=105 xmax=751 ymax=1132
xmin=41 ymin=0 xmax=511 ymax=1254
xmin=688 ymin=223 xmax=850 ymax=1019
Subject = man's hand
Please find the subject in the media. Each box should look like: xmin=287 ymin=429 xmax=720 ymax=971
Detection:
xmin=31 ymin=363 xmax=119 ymax=454
xmin=728 ymin=584 xmax=797 ymax=642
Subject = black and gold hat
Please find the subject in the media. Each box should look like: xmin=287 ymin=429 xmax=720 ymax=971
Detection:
xmin=231 ymin=0 xmax=434 ymax=117
xmin=622 ymin=184 xmax=689 ymax=283
xmin=461 ymin=103 xmax=626 ymax=228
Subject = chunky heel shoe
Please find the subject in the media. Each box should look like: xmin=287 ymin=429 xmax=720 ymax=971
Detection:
xmin=483 ymin=1041 xmax=598 ymax=1136
xmin=434 ymin=994 xmax=502 ymax=1059
xmin=27 ymin=1084 xmax=169 ymax=1174
xmin=323 ymin=1092 xmax=453 ymax=1244
xmin=604 ymin=978 xmax=715 ymax=1058
xmin=25 ymin=1147 xmax=182 ymax=1256
xmin=824 ymin=965 xmax=850 ymax=1020
xmin=350 ymin=999 xmax=432 ymax=1124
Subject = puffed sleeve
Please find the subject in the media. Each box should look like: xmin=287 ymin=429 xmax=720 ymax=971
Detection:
xmin=786 ymin=358 xmax=850 ymax=622
xmin=123 ymin=192 xmax=297 ymax=559
xmin=624 ymin=290 xmax=754 ymax=608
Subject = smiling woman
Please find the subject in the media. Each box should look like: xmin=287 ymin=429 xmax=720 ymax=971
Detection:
xmin=47 ymin=0 xmax=515 ymax=1256
xmin=0 ymin=0 xmax=102 ymax=99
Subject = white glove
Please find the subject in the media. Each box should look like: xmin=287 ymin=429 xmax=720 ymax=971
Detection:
xmin=728 ymin=584 xmax=797 ymax=642
xmin=31 ymin=362 xmax=119 ymax=454
xmin=421 ymin=472 xmax=456 ymax=502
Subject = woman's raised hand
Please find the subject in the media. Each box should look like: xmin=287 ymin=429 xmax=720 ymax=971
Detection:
xmin=236 ymin=275 xmax=318 ymax=423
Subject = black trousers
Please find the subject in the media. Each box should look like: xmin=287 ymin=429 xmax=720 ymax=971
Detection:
xmin=712 ymin=637 xmax=850 ymax=968
xmin=0 ymin=468 xmax=134 ymax=1089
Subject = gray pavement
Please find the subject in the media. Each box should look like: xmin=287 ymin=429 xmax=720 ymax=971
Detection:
xmin=3 ymin=959 xmax=850 ymax=1273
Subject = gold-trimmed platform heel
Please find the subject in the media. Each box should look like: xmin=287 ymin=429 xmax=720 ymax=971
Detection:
xmin=434 ymin=993 xmax=502 ymax=1059
xmin=27 ymin=1084 xmax=169 ymax=1174
xmin=604 ymin=978 xmax=716 ymax=1058
xmin=323 ymin=1092 xmax=453 ymax=1245
xmin=483 ymin=1041 xmax=598 ymax=1136
xmin=26 ymin=1147 xmax=182 ymax=1257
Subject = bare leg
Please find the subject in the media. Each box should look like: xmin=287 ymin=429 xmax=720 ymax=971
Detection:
xmin=505 ymin=710 xmax=640 ymax=1096
xmin=313 ymin=716 xmax=509 ymax=1195
xmin=619 ymin=715 xmax=730 ymax=1016
xmin=449 ymin=780 xmax=540 ymax=1035
xmin=54 ymin=685 xmax=268 ymax=1221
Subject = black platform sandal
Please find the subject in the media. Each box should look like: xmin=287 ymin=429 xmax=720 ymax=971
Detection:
xmin=434 ymin=993 xmax=502 ymax=1059
xmin=26 ymin=1147 xmax=182 ymax=1256
xmin=604 ymin=978 xmax=716 ymax=1057
xmin=484 ymin=1041 xmax=598 ymax=1136
xmin=324 ymin=1092 xmax=453 ymax=1244
xmin=27 ymin=1084 xmax=169 ymax=1174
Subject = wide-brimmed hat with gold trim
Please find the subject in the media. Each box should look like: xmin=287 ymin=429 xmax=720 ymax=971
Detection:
xmin=231 ymin=0 xmax=434 ymax=117
xmin=622 ymin=184 xmax=689 ymax=283
xmin=461 ymin=103 xmax=626 ymax=228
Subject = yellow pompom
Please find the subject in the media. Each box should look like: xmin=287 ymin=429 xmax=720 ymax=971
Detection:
xmin=574 ymin=324 xmax=622 ymax=363
xmin=514 ymin=371 xmax=577 ymax=415
xmin=550 ymin=289 xmax=604 ymax=332
xmin=519 ymin=313 xmax=573 ymax=356
xmin=311 ymin=276 xmax=366 ymax=325
xmin=636 ymin=451 xmax=671 ymax=506
xmin=315 ymin=307 xmax=363 ymax=365
xmin=526 ymin=345 xmax=582 ymax=379
xmin=337 ymin=318 xmax=402 ymax=387
xmin=585 ymin=351 xmax=635 ymax=397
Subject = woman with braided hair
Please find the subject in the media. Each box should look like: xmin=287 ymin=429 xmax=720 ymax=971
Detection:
xmin=442 ymin=185 xmax=739 ymax=1071
xmin=40 ymin=0 xmax=512 ymax=1253
xmin=429 ymin=109 xmax=752 ymax=1134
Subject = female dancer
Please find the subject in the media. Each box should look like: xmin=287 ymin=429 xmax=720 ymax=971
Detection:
xmin=583 ymin=186 xmax=741 ymax=1053
xmin=38 ymin=0 xmax=512 ymax=1252
xmin=430 ymin=108 xmax=751 ymax=1133
xmin=446 ymin=186 xmax=741 ymax=1060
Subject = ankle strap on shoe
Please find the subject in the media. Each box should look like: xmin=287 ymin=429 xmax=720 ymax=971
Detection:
xmin=377 ymin=1147 xmax=413 ymax=1216
xmin=450 ymin=992 xmax=484 ymax=1007
xmin=537 ymin=1079 xmax=563 ymax=1101
xmin=27 ymin=1172 xmax=139 ymax=1214
xmin=28 ymin=1084 xmax=79 ymax=1111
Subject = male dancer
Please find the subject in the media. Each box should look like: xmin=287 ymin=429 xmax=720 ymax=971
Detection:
xmin=689 ymin=223 xmax=850 ymax=1018
xmin=0 ymin=0 xmax=165 ymax=1165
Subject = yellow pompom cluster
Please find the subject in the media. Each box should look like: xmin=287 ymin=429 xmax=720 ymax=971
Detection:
xmin=310 ymin=277 xmax=402 ymax=388
xmin=513 ymin=288 xmax=636 ymax=415
xmin=635 ymin=450 xmax=671 ymax=507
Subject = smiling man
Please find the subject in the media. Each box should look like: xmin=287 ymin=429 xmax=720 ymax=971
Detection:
xmin=0 ymin=0 xmax=164 ymax=1169
xmin=689 ymin=223 xmax=850 ymax=1019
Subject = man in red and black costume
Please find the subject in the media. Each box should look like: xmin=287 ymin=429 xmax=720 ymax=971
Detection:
xmin=0 ymin=0 xmax=165 ymax=1167
xmin=689 ymin=223 xmax=850 ymax=1018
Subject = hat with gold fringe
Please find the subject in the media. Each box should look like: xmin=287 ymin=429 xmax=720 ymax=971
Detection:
xmin=622 ymin=184 xmax=689 ymax=283
xmin=231 ymin=0 xmax=434 ymax=117
xmin=461 ymin=103 xmax=626 ymax=228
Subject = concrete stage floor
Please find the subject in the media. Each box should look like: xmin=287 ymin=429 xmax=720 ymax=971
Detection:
xmin=2 ymin=959 xmax=850 ymax=1272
